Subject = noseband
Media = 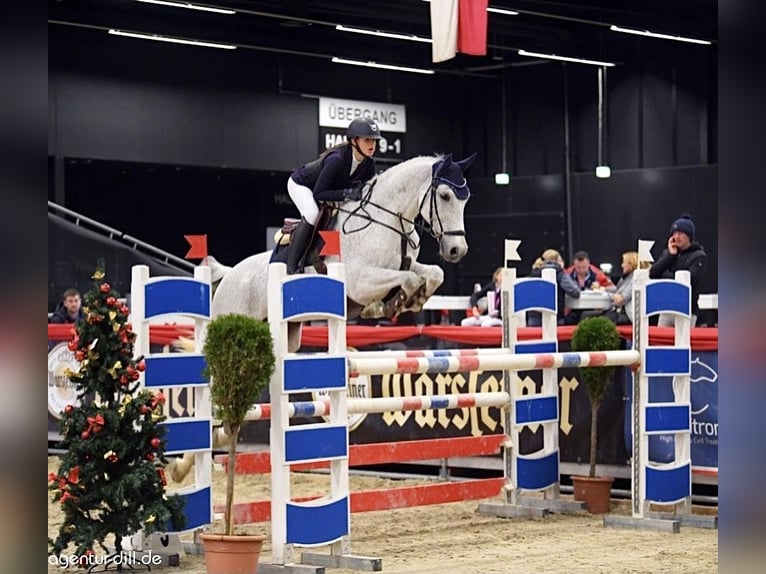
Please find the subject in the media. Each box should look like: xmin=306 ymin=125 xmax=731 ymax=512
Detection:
xmin=420 ymin=175 xmax=469 ymax=241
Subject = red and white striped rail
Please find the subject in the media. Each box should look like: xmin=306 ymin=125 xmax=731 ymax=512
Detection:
xmin=347 ymin=349 xmax=640 ymax=376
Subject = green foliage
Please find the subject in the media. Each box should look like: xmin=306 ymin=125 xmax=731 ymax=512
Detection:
xmin=49 ymin=263 xmax=185 ymax=560
xmin=571 ymin=316 xmax=622 ymax=405
xmin=571 ymin=316 xmax=622 ymax=478
xmin=203 ymin=314 xmax=276 ymax=429
xmin=203 ymin=313 xmax=275 ymax=535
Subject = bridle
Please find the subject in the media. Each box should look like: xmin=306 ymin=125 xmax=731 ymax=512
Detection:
xmin=336 ymin=166 xmax=469 ymax=251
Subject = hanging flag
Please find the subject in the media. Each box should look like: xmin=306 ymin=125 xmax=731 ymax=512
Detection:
xmin=184 ymin=234 xmax=208 ymax=260
xmin=430 ymin=0 xmax=488 ymax=63
xmin=319 ymin=230 xmax=341 ymax=257
xmin=430 ymin=0 xmax=459 ymax=63
xmin=457 ymin=0 xmax=488 ymax=56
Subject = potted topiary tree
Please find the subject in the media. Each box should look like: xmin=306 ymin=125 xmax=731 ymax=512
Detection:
xmin=570 ymin=316 xmax=622 ymax=514
xmin=199 ymin=313 xmax=275 ymax=574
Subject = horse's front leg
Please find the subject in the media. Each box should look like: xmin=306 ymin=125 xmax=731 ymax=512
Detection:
xmin=401 ymin=262 xmax=445 ymax=312
xmin=352 ymin=268 xmax=421 ymax=319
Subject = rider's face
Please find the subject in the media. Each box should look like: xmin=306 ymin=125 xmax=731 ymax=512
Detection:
xmin=354 ymin=137 xmax=377 ymax=157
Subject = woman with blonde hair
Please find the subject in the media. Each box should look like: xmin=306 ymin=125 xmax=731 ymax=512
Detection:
xmin=582 ymin=250 xmax=638 ymax=325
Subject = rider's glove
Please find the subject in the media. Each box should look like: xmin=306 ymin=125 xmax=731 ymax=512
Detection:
xmin=342 ymin=186 xmax=362 ymax=201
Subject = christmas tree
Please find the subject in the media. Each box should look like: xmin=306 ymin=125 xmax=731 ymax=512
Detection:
xmin=48 ymin=264 xmax=185 ymax=568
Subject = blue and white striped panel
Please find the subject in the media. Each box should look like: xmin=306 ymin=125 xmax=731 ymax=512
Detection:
xmin=514 ymin=279 xmax=556 ymax=313
xmin=165 ymin=486 xmax=212 ymax=533
xmin=644 ymin=404 xmax=690 ymax=434
xmin=286 ymin=496 xmax=349 ymax=546
xmin=516 ymin=451 xmax=559 ymax=491
xmin=284 ymin=424 xmax=347 ymax=464
xmin=143 ymin=354 xmax=208 ymax=388
xmin=515 ymin=394 xmax=558 ymax=425
xmin=144 ymin=279 xmax=210 ymax=319
xmin=644 ymin=347 xmax=691 ymax=375
xmin=282 ymin=276 xmax=345 ymax=320
xmin=514 ymin=340 xmax=557 ymax=355
xmin=283 ymin=355 xmax=347 ymax=393
xmin=645 ymin=462 xmax=691 ymax=504
xmin=162 ymin=418 xmax=212 ymax=455
xmin=645 ymin=281 xmax=690 ymax=317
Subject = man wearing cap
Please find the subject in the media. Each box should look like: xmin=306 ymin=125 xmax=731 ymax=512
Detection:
xmin=649 ymin=213 xmax=707 ymax=326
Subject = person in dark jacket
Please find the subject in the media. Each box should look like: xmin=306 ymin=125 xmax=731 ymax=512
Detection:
xmin=49 ymin=288 xmax=85 ymax=324
xmin=526 ymin=249 xmax=581 ymax=326
xmin=286 ymin=117 xmax=381 ymax=274
xmin=649 ymin=213 xmax=707 ymax=326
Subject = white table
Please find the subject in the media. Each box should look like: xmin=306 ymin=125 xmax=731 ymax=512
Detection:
xmin=565 ymin=291 xmax=611 ymax=310
xmin=698 ymin=293 xmax=718 ymax=310
xmin=422 ymin=295 xmax=472 ymax=310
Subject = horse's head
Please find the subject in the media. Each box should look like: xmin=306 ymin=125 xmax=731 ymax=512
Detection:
xmin=423 ymin=153 xmax=475 ymax=263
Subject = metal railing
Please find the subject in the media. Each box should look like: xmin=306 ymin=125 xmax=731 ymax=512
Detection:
xmin=48 ymin=201 xmax=195 ymax=271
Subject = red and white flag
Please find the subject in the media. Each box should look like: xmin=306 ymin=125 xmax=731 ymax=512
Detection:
xmin=430 ymin=0 xmax=488 ymax=63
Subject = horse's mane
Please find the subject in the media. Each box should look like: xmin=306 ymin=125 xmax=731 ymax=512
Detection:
xmin=373 ymin=154 xmax=442 ymax=189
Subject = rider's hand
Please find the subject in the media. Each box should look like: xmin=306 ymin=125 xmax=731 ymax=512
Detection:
xmin=343 ymin=186 xmax=362 ymax=201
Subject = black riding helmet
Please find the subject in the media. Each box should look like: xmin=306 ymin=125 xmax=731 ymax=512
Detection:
xmin=346 ymin=117 xmax=382 ymax=140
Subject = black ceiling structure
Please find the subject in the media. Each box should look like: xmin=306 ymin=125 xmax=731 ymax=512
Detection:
xmin=49 ymin=0 xmax=717 ymax=78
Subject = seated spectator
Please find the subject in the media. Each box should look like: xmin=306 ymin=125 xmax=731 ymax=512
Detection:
xmin=564 ymin=250 xmax=616 ymax=324
xmin=581 ymin=251 xmax=639 ymax=325
xmin=526 ymin=249 xmax=580 ymax=326
xmin=461 ymin=267 xmax=503 ymax=327
xmin=49 ymin=288 xmax=85 ymax=324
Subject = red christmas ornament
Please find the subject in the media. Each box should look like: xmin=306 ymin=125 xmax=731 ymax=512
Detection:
xmin=120 ymin=375 xmax=129 ymax=385
xmin=146 ymin=453 xmax=155 ymax=461
xmin=75 ymin=350 xmax=85 ymax=361
xmin=64 ymin=405 xmax=74 ymax=415
xmin=81 ymin=430 xmax=90 ymax=440
xmin=136 ymin=359 xmax=146 ymax=372
xmin=140 ymin=405 xmax=151 ymax=415
xmin=106 ymin=296 xmax=117 ymax=306
xmin=119 ymin=305 xmax=130 ymax=315
xmin=150 ymin=437 xmax=161 ymax=449
xmin=157 ymin=468 xmax=167 ymax=486
xmin=67 ymin=340 xmax=79 ymax=352
xmin=100 ymin=282 xmax=111 ymax=293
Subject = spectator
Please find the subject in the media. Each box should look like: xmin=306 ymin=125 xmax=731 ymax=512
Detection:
xmin=527 ymin=249 xmax=580 ymax=326
xmin=581 ymin=251 xmax=639 ymax=325
xmin=649 ymin=213 xmax=707 ymax=327
xmin=49 ymin=288 xmax=85 ymax=324
xmin=461 ymin=267 xmax=504 ymax=327
xmin=564 ymin=250 xmax=616 ymax=324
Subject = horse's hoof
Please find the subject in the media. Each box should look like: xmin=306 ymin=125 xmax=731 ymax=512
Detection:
xmin=360 ymin=301 xmax=384 ymax=319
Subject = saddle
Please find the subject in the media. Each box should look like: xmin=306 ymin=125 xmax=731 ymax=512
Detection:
xmin=271 ymin=206 xmax=338 ymax=274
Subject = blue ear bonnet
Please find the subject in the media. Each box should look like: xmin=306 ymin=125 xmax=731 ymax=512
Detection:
xmin=432 ymin=157 xmax=471 ymax=200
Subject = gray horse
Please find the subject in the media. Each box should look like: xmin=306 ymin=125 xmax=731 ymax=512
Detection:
xmin=209 ymin=153 xmax=475 ymax=350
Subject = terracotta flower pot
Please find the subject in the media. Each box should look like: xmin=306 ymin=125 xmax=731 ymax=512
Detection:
xmin=199 ymin=533 xmax=266 ymax=574
xmin=570 ymin=475 xmax=614 ymax=514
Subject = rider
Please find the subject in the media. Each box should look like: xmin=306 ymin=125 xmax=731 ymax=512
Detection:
xmin=286 ymin=117 xmax=381 ymax=274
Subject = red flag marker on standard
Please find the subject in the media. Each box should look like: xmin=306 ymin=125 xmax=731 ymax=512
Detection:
xmin=319 ymin=230 xmax=341 ymax=257
xmin=184 ymin=234 xmax=208 ymax=259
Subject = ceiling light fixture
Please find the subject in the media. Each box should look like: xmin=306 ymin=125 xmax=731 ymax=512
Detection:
xmin=135 ymin=1 xmax=236 ymax=14
xmin=108 ymin=29 xmax=237 ymax=49
xmin=487 ymin=7 xmax=519 ymax=16
xmin=609 ymin=25 xmax=711 ymax=45
xmin=335 ymin=25 xmax=432 ymax=43
xmin=331 ymin=57 xmax=434 ymax=75
xmin=517 ymin=49 xmax=615 ymax=67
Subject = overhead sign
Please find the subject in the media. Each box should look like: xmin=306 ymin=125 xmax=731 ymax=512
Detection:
xmin=319 ymin=97 xmax=407 ymax=133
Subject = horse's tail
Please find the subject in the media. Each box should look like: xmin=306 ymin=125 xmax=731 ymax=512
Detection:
xmin=206 ymin=255 xmax=233 ymax=284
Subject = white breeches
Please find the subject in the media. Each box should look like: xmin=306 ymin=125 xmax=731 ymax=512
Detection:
xmin=287 ymin=178 xmax=320 ymax=225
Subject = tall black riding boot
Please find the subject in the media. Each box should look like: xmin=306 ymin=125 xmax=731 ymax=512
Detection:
xmin=286 ymin=219 xmax=315 ymax=275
